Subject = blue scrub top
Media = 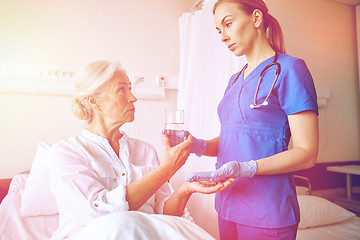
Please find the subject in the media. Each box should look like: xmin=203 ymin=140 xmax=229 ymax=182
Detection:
xmin=216 ymin=53 xmax=318 ymax=228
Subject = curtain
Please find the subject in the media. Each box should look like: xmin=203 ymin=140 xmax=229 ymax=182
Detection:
xmin=174 ymin=0 xmax=246 ymax=238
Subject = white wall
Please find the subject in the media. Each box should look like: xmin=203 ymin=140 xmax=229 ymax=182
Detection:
xmin=267 ymin=0 xmax=360 ymax=163
xmin=2 ymin=1 xmax=358 ymax=171
xmin=0 ymin=0 xmax=192 ymax=178
xmin=357 ymin=5 xmax=360 ymax=140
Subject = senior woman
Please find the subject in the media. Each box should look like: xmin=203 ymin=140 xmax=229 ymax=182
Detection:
xmin=47 ymin=60 xmax=233 ymax=240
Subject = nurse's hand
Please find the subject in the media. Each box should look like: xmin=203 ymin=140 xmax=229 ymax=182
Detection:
xmin=184 ymin=178 xmax=235 ymax=194
xmin=161 ymin=129 xmax=207 ymax=157
xmin=185 ymin=131 xmax=207 ymax=157
xmin=185 ymin=160 xmax=257 ymax=182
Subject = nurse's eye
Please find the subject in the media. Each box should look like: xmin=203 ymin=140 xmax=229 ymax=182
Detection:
xmin=225 ymin=21 xmax=232 ymax=28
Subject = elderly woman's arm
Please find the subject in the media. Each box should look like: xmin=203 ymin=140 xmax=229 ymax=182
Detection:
xmin=126 ymin=135 xmax=192 ymax=211
xmin=163 ymin=179 xmax=234 ymax=216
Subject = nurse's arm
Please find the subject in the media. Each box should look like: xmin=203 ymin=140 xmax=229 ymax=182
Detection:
xmin=255 ymin=110 xmax=319 ymax=175
xmin=203 ymin=136 xmax=220 ymax=157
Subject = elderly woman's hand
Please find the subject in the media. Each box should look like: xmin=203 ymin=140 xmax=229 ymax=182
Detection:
xmin=183 ymin=178 xmax=234 ymax=195
xmin=160 ymin=133 xmax=193 ymax=175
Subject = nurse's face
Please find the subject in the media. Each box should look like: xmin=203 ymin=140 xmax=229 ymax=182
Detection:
xmin=214 ymin=2 xmax=256 ymax=57
xmin=97 ymin=71 xmax=137 ymax=126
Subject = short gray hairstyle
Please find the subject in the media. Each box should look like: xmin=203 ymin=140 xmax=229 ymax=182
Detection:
xmin=71 ymin=60 xmax=124 ymax=121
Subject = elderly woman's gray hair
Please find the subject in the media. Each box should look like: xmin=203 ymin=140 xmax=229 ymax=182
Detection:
xmin=71 ymin=60 xmax=124 ymax=122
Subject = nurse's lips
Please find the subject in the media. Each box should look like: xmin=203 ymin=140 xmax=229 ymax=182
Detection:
xmin=227 ymin=43 xmax=235 ymax=51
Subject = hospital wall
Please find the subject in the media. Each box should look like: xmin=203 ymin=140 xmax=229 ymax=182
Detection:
xmin=0 ymin=0 xmax=359 ymax=181
xmin=0 ymin=0 xmax=192 ymax=178
xmin=268 ymin=0 xmax=360 ymax=164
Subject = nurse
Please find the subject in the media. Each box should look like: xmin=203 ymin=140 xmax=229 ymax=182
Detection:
xmin=185 ymin=0 xmax=319 ymax=239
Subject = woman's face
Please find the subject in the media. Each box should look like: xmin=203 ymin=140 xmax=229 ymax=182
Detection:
xmin=97 ymin=71 xmax=137 ymax=126
xmin=214 ymin=2 xmax=256 ymax=56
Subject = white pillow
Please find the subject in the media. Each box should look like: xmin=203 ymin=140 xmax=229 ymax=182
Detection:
xmin=20 ymin=142 xmax=58 ymax=217
xmin=298 ymin=195 xmax=355 ymax=229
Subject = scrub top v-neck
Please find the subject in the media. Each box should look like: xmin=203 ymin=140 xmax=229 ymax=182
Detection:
xmin=215 ymin=53 xmax=318 ymax=228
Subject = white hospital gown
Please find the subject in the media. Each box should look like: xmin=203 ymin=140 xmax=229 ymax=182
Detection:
xmin=48 ymin=129 xmax=182 ymax=240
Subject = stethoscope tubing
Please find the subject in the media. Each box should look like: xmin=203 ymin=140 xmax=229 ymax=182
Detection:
xmin=251 ymin=59 xmax=281 ymax=109
xmin=232 ymin=52 xmax=281 ymax=109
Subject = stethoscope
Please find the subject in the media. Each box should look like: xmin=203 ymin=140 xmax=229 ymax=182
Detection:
xmin=233 ymin=52 xmax=281 ymax=109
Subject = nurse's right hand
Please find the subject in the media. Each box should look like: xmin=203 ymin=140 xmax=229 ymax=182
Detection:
xmin=185 ymin=160 xmax=258 ymax=182
xmin=184 ymin=131 xmax=207 ymax=157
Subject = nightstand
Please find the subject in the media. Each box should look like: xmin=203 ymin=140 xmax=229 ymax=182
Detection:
xmin=326 ymin=165 xmax=360 ymax=214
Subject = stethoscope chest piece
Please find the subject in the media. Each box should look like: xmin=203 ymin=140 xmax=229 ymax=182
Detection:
xmin=249 ymin=52 xmax=281 ymax=109
xmin=250 ymin=100 xmax=268 ymax=109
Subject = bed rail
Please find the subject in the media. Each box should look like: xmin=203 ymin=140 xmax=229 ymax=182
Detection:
xmin=294 ymin=175 xmax=312 ymax=195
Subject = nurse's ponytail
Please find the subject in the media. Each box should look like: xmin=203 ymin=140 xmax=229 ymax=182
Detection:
xmin=265 ymin=13 xmax=285 ymax=54
xmin=213 ymin=0 xmax=286 ymax=54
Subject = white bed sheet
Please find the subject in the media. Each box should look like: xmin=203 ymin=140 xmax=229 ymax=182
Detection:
xmin=297 ymin=215 xmax=360 ymax=240
xmin=0 ymin=174 xmax=215 ymax=240
xmin=69 ymin=211 xmax=215 ymax=240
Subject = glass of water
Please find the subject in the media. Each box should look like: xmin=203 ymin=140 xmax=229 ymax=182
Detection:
xmin=165 ymin=109 xmax=187 ymax=147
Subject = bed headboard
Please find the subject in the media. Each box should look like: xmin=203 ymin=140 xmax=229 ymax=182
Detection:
xmin=294 ymin=161 xmax=360 ymax=190
xmin=0 ymin=178 xmax=12 ymax=204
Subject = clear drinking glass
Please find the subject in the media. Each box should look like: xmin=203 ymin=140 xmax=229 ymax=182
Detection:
xmin=165 ymin=109 xmax=186 ymax=147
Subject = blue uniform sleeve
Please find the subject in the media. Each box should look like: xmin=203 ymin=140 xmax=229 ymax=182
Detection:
xmin=278 ymin=58 xmax=318 ymax=116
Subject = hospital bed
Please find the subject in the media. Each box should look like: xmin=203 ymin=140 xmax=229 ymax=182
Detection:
xmin=0 ymin=143 xmax=215 ymax=240
xmin=295 ymin=175 xmax=360 ymax=240
xmin=1 ymin=161 xmax=360 ymax=240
